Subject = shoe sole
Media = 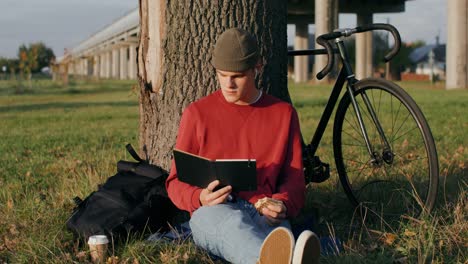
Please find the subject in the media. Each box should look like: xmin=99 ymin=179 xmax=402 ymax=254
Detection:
xmin=292 ymin=230 xmax=321 ymax=264
xmin=258 ymin=227 xmax=295 ymax=264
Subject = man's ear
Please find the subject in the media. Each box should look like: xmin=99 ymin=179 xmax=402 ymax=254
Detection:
xmin=254 ymin=62 xmax=262 ymax=78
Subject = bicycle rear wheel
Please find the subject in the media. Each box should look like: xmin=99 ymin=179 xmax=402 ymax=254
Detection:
xmin=333 ymin=78 xmax=438 ymax=221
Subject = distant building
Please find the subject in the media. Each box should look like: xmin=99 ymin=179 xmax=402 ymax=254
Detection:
xmin=406 ymin=40 xmax=446 ymax=81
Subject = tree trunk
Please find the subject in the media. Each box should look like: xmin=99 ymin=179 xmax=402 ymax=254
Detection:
xmin=138 ymin=0 xmax=289 ymax=169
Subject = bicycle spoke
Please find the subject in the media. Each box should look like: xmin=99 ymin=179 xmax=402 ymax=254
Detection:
xmin=378 ymin=89 xmax=382 ymax=118
xmin=391 ymin=101 xmax=403 ymax=135
xmin=343 ymin=158 xmax=369 ymax=165
xmin=335 ymin=81 xmax=437 ymax=221
xmin=392 ymin=111 xmax=413 ymax=142
xmin=343 ymin=116 xmax=365 ymax=141
xmin=341 ymin=143 xmax=367 ymax=147
xmin=347 ymin=102 xmax=364 ymax=139
xmin=391 ymin=126 xmax=420 ymax=144
xmin=356 ymin=98 xmax=379 ymax=145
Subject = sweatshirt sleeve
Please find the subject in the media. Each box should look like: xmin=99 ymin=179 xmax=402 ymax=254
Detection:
xmin=166 ymin=106 xmax=204 ymax=213
xmin=272 ymin=108 xmax=306 ymax=218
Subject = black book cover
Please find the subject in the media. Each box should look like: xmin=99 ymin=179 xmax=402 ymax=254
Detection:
xmin=173 ymin=149 xmax=257 ymax=192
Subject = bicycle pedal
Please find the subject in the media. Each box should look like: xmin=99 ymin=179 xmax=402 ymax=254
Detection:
xmin=304 ymin=156 xmax=330 ymax=183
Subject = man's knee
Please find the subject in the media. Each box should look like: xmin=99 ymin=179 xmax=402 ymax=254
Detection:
xmin=190 ymin=203 xmax=237 ymax=227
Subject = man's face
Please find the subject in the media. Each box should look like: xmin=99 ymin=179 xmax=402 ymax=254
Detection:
xmin=216 ymin=68 xmax=257 ymax=105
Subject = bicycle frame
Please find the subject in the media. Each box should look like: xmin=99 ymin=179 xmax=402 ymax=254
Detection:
xmin=290 ymin=39 xmax=393 ymax=164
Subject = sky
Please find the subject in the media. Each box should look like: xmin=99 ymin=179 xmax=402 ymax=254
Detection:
xmin=0 ymin=0 xmax=446 ymax=59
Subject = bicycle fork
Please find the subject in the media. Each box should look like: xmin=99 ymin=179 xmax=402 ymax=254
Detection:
xmin=346 ymin=83 xmax=393 ymax=166
xmin=337 ymin=39 xmax=393 ymax=166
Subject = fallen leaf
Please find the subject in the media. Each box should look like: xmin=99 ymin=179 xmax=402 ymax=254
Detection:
xmin=75 ymin=251 xmax=87 ymax=262
xmin=107 ymin=256 xmax=119 ymax=264
xmin=404 ymin=229 xmax=416 ymax=237
xmin=7 ymin=199 xmax=13 ymax=210
xmin=22 ymin=149 xmax=32 ymax=157
xmin=4 ymin=237 xmax=18 ymax=250
xmin=9 ymin=224 xmax=19 ymax=236
xmin=438 ymin=240 xmax=444 ymax=248
xmin=383 ymin=233 xmax=397 ymax=245
xmin=401 ymin=139 xmax=409 ymax=149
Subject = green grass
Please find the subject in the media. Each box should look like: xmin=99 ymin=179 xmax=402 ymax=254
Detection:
xmin=0 ymin=78 xmax=466 ymax=263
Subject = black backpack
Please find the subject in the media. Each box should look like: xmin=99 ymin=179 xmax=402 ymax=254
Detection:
xmin=66 ymin=144 xmax=179 ymax=239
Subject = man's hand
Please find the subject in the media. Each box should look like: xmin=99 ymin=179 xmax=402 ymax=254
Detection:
xmin=261 ymin=200 xmax=287 ymax=226
xmin=199 ymin=180 xmax=232 ymax=206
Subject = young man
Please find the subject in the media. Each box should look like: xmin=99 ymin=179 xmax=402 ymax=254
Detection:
xmin=166 ymin=28 xmax=320 ymax=264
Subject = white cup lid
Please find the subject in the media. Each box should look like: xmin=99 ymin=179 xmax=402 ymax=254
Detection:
xmin=88 ymin=235 xmax=109 ymax=245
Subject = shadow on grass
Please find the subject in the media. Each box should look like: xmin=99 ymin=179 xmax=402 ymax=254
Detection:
xmin=299 ymin=165 xmax=467 ymax=261
xmin=0 ymin=101 xmax=138 ymax=113
xmin=2 ymin=85 xmax=134 ymax=97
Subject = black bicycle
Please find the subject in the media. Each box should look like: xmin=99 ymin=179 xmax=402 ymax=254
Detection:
xmin=288 ymin=24 xmax=439 ymax=222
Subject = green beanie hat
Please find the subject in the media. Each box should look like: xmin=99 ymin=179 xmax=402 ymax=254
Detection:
xmin=212 ymin=28 xmax=258 ymax=72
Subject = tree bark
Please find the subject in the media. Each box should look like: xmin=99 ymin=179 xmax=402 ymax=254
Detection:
xmin=138 ymin=0 xmax=289 ymax=169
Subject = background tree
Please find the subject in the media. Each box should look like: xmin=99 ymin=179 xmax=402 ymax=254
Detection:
xmin=17 ymin=42 xmax=55 ymax=73
xmin=0 ymin=57 xmax=19 ymax=80
xmin=137 ymin=0 xmax=289 ymax=169
xmin=32 ymin=42 xmax=55 ymax=72
xmin=18 ymin=44 xmax=38 ymax=90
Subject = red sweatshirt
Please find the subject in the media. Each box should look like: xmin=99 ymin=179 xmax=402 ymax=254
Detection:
xmin=166 ymin=90 xmax=305 ymax=217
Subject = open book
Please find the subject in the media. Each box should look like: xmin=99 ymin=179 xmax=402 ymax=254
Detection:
xmin=173 ymin=149 xmax=257 ymax=192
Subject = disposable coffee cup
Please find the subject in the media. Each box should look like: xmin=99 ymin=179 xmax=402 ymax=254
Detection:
xmin=88 ymin=235 xmax=109 ymax=263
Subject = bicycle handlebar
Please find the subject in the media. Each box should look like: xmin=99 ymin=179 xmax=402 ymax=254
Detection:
xmin=315 ymin=23 xmax=402 ymax=80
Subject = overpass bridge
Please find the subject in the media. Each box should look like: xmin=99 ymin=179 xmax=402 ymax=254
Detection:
xmin=56 ymin=0 xmax=467 ymax=89
xmin=56 ymin=8 xmax=139 ymax=81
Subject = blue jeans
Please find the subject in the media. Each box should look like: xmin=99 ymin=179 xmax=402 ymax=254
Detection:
xmin=189 ymin=199 xmax=291 ymax=264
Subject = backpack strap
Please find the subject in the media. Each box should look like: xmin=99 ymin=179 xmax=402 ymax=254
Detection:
xmin=126 ymin=144 xmax=143 ymax=162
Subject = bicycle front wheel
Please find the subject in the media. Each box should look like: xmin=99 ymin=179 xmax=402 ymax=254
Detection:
xmin=333 ymin=78 xmax=438 ymax=221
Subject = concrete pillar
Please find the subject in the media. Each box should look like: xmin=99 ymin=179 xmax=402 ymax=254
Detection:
xmin=81 ymin=59 xmax=86 ymax=75
xmin=93 ymin=55 xmax=100 ymax=78
xmin=356 ymin=13 xmax=373 ymax=79
xmin=73 ymin=61 xmax=77 ymax=75
xmin=100 ymin=53 xmax=106 ymax=78
xmin=119 ymin=46 xmax=128 ymax=80
xmin=87 ymin=57 xmax=93 ymax=76
xmin=128 ymin=44 xmax=137 ymax=79
xmin=75 ymin=60 xmax=80 ymax=75
xmin=105 ymin=51 xmax=112 ymax=78
xmin=294 ymin=23 xmax=309 ymax=83
xmin=112 ymin=48 xmax=119 ymax=79
xmin=78 ymin=60 xmax=83 ymax=75
xmin=102 ymin=53 xmax=107 ymax=78
xmin=314 ymin=0 xmax=339 ymax=82
xmin=68 ymin=61 xmax=73 ymax=75
xmin=72 ymin=61 xmax=77 ymax=75
xmin=447 ymin=0 xmax=468 ymax=89
xmin=77 ymin=60 xmax=81 ymax=75
xmin=83 ymin=59 xmax=89 ymax=76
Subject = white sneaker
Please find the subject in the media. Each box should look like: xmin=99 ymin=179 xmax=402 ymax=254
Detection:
xmin=292 ymin=230 xmax=321 ymax=264
xmin=258 ymin=227 xmax=295 ymax=264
